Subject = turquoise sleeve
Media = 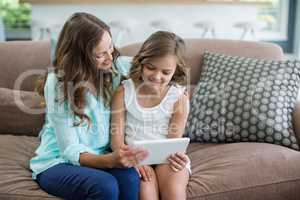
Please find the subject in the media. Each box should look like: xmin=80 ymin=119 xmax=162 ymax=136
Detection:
xmin=115 ymin=56 xmax=133 ymax=76
xmin=44 ymin=73 xmax=96 ymax=166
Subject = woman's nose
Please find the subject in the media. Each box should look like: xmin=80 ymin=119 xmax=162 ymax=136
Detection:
xmin=106 ymin=52 xmax=113 ymax=61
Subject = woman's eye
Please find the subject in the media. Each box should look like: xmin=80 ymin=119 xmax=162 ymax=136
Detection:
xmin=96 ymin=53 xmax=104 ymax=59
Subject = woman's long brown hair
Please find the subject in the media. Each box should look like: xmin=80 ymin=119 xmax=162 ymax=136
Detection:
xmin=36 ymin=12 xmax=120 ymax=127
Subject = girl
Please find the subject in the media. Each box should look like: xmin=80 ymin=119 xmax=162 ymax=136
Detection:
xmin=111 ymin=31 xmax=190 ymax=200
xmin=29 ymin=12 xmax=147 ymax=200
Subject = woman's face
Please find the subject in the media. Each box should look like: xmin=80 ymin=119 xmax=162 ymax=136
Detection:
xmin=142 ymin=54 xmax=177 ymax=91
xmin=94 ymin=31 xmax=114 ymax=71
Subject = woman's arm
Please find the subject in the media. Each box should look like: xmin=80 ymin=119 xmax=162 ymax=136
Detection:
xmin=46 ymin=73 xmax=146 ymax=169
xmin=110 ymin=86 xmax=126 ymax=150
xmin=80 ymin=146 xmax=147 ymax=169
xmin=167 ymin=91 xmax=190 ymax=138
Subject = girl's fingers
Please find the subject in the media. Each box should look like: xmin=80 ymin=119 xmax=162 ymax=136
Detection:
xmin=169 ymin=154 xmax=187 ymax=167
xmin=175 ymin=152 xmax=188 ymax=163
xmin=139 ymin=166 xmax=149 ymax=182
xmin=168 ymin=156 xmax=185 ymax=171
xmin=134 ymin=167 xmax=141 ymax=178
xmin=170 ymin=164 xmax=179 ymax=172
xmin=169 ymin=158 xmax=183 ymax=170
xmin=144 ymin=166 xmax=152 ymax=181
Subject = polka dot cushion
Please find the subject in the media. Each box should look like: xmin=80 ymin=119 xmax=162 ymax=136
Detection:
xmin=186 ymin=51 xmax=300 ymax=150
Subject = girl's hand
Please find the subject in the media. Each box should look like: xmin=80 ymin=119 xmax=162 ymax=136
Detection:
xmin=168 ymin=152 xmax=189 ymax=172
xmin=135 ymin=165 xmax=153 ymax=182
xmin=111 ymin=145 xmax=148 ymax=168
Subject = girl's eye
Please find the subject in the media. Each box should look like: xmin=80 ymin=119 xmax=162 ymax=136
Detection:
xmin=163 ymin=71 xmax=171 ymax=75
xmin=145 ymin=64 xmax=155 ymax=70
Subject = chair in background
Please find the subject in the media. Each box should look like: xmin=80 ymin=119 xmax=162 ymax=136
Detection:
xmin=108 ymin=19 xmax=138 ymax=47
xmin=233 ymin=21 xmax=264 ymax=41
xmin=31 ymin=20 xmax=61 ymax=41
xmin=150 ymin=19 xmax=174 ymax=32
xmin=194 ymin=21 xmax=216 ymax=38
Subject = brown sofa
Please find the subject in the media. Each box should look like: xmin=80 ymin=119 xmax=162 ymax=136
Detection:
xmin=0 ymin=39 xmax=300 ymax=200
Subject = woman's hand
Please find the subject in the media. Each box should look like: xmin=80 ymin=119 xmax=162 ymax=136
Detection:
xmin=168 ymin=152 xmax=189 ymax=172
xmin=111 ymin=145 xmax=148 ymax=168
xmin=135 ymin=165 xmax=153 ymax=182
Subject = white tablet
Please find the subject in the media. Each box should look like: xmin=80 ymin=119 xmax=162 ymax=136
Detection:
xmin=129 ymin=138 xmax=190 ymax=166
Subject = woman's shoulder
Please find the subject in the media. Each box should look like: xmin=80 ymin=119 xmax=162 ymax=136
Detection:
xmin=115 ymin=56 xmax=132 ymax=76
xmin=44 ymin=72 xmax=58 ymax=92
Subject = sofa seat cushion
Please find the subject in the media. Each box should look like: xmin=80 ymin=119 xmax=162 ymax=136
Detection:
xmin=1 ymin=135 xmax=300 ymax=200
xmin=187 ymin=142 xmax=300 ymax=200
xmin=0 ymin=135 xmax=60 ymax=200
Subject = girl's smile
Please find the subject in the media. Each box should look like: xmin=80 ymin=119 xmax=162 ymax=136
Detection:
xmin=141 ymin=54 xmax=177 ymax=92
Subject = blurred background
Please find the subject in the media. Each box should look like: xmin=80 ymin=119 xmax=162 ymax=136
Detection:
xmin=0 ymin=0 xmax=299 ymax=58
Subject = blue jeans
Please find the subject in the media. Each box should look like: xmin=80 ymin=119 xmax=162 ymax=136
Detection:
xmin=36 ymin=163 xmax=140 ymax=200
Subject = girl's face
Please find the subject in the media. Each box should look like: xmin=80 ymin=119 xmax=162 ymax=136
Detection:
xmin=94 ymin=31 xmax=114 ymax=71
xmin=142 ymin=54 xmax=177 ymax=91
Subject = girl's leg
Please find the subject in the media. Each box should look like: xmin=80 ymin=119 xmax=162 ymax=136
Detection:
xmin=139 ymin=166 xmax=159 ymax=200
xmin=107 ymin=167 xmax=141 ymax=200
xmin=36 ymin=163 xmax=119 ymax=200
xmin=155 ymin=164 xmax=189 ymax=200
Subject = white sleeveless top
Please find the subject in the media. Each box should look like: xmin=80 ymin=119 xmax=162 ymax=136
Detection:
xmin=122 ymin=79 xmax=186 ymax=145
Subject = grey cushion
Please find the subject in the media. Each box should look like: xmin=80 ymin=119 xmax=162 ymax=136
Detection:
xmin=186 ymin=51 xmax=300 ymax=150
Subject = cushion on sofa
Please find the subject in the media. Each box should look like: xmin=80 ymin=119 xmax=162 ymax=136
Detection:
xmin=186 ymin=51 xmax=300 ymax=150
xmin=0 ymin=88 xmax=44 ymax=137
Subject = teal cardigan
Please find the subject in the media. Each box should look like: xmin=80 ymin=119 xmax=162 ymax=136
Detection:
xmin=30 ymin=56 xmax=131 ymax=179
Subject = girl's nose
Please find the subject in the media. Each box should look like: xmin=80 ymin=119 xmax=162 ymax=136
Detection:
xmin=152 ymin=71 xmax=162 ymax=80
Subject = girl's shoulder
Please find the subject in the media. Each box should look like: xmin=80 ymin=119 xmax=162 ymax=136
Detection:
xmin=170 ymin=84 xmax=187 ymax=96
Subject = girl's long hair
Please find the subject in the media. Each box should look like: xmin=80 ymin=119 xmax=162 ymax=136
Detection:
xmin=129 ymin=31 xmax=188 ymax=87
xmin=36 ymin=12 xmax=120 ymax=126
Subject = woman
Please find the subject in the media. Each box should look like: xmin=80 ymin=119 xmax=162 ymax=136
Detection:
xmin=30 ymin=12 xmax=147 ymax=200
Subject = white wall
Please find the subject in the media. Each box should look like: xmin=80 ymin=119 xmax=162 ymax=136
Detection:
xmin=31 ymin=3 xmax=263 ymax=47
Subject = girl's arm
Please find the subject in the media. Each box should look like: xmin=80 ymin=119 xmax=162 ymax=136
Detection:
xmin=110 ymin=86 xmax=126 ymax=150
xmin=167 ymin=91 xmax=191 ymax=172
xmin=167 ymin=91 xmax=190 ymax=138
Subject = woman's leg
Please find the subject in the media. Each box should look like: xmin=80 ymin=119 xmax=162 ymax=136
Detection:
xmin=107 ymin=167 xmax=141 ymax=200
xmin=36 ymin=163 xmax=119 ymax=200
xmin=139 ymin=166 xmax=159 ymax=200
xmin=155 ymin=164 xmax=189 ymax=200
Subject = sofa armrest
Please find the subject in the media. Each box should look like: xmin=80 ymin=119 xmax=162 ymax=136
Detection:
xmin=293 ymin=101 xmax=300 ymax=142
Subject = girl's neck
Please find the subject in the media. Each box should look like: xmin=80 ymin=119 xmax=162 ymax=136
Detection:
xmin=138 ymin=84 xmax=168 ymax=96
xmin=136 ymin=83 xmax=171 ymax=108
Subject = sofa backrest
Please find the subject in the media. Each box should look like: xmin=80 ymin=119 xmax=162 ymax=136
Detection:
xmin=0 ymin=39 xmax=285 ymax=137
xmin=119 ymin=38 xmax=284 ymax=89
xmin=0 ymin=41 xmax=51 ymax=91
